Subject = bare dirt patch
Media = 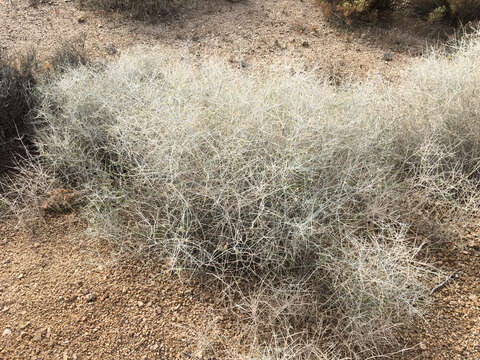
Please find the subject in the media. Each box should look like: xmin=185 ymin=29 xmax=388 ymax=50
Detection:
xmin=2 ymin=0 xmax=436 ymax=79
xmin=0 ymin=214 xmax=241 ymax=360
xmin=399 ymin=218 xmax=480 ymax=360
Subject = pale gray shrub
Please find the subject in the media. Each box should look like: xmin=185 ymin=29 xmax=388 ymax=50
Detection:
xmin=24 ymin=32 xmax=480 ymax=358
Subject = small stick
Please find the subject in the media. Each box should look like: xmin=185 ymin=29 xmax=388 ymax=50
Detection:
xmin=430 ymin=270 xmax=459 ymax=296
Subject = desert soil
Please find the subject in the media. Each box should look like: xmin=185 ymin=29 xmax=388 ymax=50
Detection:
xmin=0 ymin=214 xmax=242 ymax=360
xmin=1 ymin=0 xmax=479 ymax=358
xmin=1 ymin=0 xmax=436 ymax=79
xmin=400 ymin=217 xmax=480 ymax=360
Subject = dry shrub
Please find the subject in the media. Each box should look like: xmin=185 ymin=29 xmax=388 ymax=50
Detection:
xmin=450 ymin=0 xmax=480 ymax=22
xmin=0 ymin=159 xmax=60 ymax=225
xmin=77 ymin=0 xmax=184 ymax=18
xmin=47 ymin=36 xmax=89 ymax=74
xmin=11 ymin=31 xmax=480 ymax=357
xmin=317 ymin=0 xmax=392 ymax=23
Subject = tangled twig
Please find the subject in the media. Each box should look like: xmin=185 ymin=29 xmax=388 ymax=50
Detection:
xmin=430 ymin=270 xmax=459 ymax=296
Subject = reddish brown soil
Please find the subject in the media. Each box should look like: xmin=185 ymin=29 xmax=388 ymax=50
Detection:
xmin=0 ymin=215 xmax=241 ymax=360
xmin=1 ymin=0 xmax=440 ymax=80
xmin=400 ymin=219 xmax=480 ymax=359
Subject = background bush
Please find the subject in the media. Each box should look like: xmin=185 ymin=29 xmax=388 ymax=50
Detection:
xmin=77 ymin=0 xmax=185 ymax=18
xmin=411 ymin=0 xmax=480 ymax=23
xmin=318 ymin=0 xmax=480 ymax=24
xmin=317 ymin=0 xmax=393 ymax=23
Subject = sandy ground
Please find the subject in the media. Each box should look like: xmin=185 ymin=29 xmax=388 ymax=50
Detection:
xmin=1 ymin=0 xmax=437 ymax=80
xmin=2 ymin=206 xmax=480 ymax=359
xmin=0 ymin=214 xmax=242 ymax=360
xmin=400 ymin=217 xmax=480 ymax=359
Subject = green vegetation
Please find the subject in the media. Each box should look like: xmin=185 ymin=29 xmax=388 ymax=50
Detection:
xmin=318 ymin=0 xmax=480 ymax=24
xmin=411 ymin=0 xmax=480 ymax=23
xmin=317 ymin=0 xmax=392 ymax=23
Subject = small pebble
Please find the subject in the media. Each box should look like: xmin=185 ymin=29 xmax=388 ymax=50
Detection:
xmin=85 ymin=293 xmax=97 ymax=303
xmin=383 ymin=52 xmax=393 ymax=62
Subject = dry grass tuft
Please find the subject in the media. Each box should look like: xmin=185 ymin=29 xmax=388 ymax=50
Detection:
xmin=76 ymin=0 xmax=187 ymax=18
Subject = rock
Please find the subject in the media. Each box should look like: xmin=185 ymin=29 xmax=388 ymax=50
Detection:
xmin=33 ymin=327 xmax=50 ymax=342
xmin=274 ymin=39 xmax=286 ymax=50
xmin=302 ymin=41 xmax=310 ymax=48
xmin=105 ymin=43 xmax=117 ymax=56
xmin=419 ymin=342 xmax=427 ymax=350
xmin=137 ymin=301 xmax=144 ymax=307
xmin=78 ymin=15 xmax=86 ymax=23
xmin=228 ymin=57 xmax=247 ymax=68
xmin=17 ymin=273 xmax=24 ymax=280
xmin=85 ymin=293 xmax=97 ymax=303
xmin=67 ymin=295 xmax=78 ymax=303
xmin=383 ymin=52 xmax=393 ymax=62
xmin=19 ymin=321 xmax=31 ymax=330
xmin=2 ymin=328 xmax=12 ymax=337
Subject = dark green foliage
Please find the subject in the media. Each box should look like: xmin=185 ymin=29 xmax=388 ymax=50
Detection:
xmin=317 ymin=0 xmax=480 ymax=25
xmin=411 ymin=0 xmax=480 ymax=23
xmin=318 ymin=0 xmax=393 ymax=23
